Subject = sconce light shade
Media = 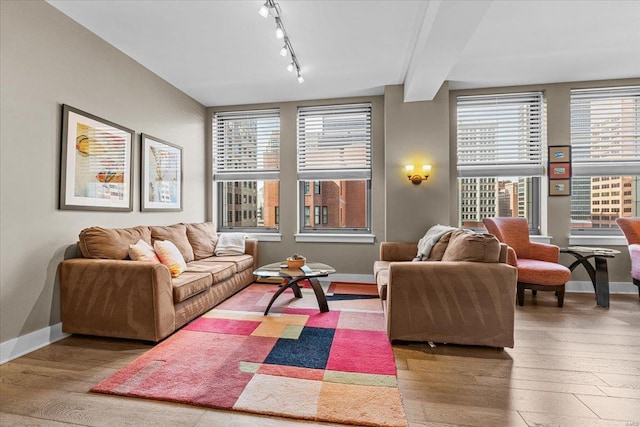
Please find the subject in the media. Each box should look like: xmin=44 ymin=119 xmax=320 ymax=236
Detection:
xmin=406 ymin=164 xmax=431 ymax=185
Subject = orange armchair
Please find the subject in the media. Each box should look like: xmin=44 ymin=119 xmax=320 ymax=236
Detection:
xmin=483 ymin=217 xmax=571 ymax=307
xmin=616 ymin=217 xmax=640 ymax=297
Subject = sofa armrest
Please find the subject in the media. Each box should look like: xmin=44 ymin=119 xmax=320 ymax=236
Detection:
xmin=629 ymin=244 xmax=640 ymax=280
xmin=59 ymin=259 xmax=175 ymax=341
xmin=244 ymin=238 xmax=259 ymax=272
xmin=529 ymin=241 xmax=560 ymax=263
xmin=380 ymin=242 xmax=417 ymax=262
xmin=385 ymin=261 xmax=517 ymax=347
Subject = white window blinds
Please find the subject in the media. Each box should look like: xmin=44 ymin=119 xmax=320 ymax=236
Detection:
xmin=457 ymin=92 xmax=544 ymax=177
xmin=570 ymin=86 xmax=640 ymax=176
xmin=214 ymin=109 xmax=280 ymax=180
xmin=297 ymin=103 xmax=372 ymax=180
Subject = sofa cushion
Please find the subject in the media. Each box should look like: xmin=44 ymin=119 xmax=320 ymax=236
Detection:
xmin=128 ymin=239 xmax=161 ymax=263
xmin=373 ymin=260 xmax=390 ymax=279
xmin=377 ymin=269 xmax=389 ymax=300
xmin=154 ymin=240 xmax=188 ymax=277
xmin=171 ymin=272 xmax=212 ymax=303
xmin=185 ymin=222 xmax=219 ymax=260
xmin=187 ymin=261 xmax=237 ymax=283
xmin=442 ymin=230 xmax=501 ymax=263
xmin=79 ymin=226 xmax=152 ymax=260
xmin=200 ymin=254 xmax=254 ymax=272
xmin=428 ymin=230 xmax=453 ymax=261
xmin=150 ymin=224 xmax=194 ymax=263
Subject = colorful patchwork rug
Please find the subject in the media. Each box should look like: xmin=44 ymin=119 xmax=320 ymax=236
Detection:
xmin=91 ymin=282 xmax=408 ymax=427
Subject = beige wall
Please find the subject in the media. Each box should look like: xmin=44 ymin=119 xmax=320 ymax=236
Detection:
xmin=384 ymin=83 xmax=453 ymax=242
xmin=207 ymin=96 xmax=385 ymax=274
xmin=0 ymin=1 xmax=206 ymax=343
xmin=450 ymin=78 xmax=640 ymax=283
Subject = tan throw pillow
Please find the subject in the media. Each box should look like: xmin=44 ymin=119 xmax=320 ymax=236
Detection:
xmin=128 ymin=239 xmax=160 ymax=263
xmin=79 ymin=226 xmax=152 ymax=260
xmin=427 ymin=230 xmax=453 ymax=261
xmin=442 ymin=229 xmax=501 ymax=263
xmin=185 ymin=222 xmax=218 ymax=260
xmin=150 ymin=224 xmax=194 ymax=263
xmin=154 ymin=240 xmax=187 ymax=277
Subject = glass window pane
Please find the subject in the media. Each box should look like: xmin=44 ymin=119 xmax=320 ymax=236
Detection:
xmin=300 ymin=179 xmax=369 ymax=231
xmin=218 ymin=180 xmax=279 ymax=230
xmin=458 ymin=177 xmax=539 ymax=232
xmin=571 ymin=176 xmax=638 ymax=231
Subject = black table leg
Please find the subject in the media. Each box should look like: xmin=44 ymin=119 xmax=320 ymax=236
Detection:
xmin=564 ymin=250 xmax=611 ymax=308
xmin=307 ymin=278 xmax=329 ymax=313
xmin=263 ymin=276 xmax=328 ymax=315
xmin=594 ymin=256 xmax=610 ymax=308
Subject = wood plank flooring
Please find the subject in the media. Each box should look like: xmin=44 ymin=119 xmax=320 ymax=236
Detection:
xmin=1 ymin=292 xmax=638 ymax=426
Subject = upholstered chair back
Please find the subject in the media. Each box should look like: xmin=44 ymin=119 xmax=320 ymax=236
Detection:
xmin=483 ymin=217 xmax=532 ymax=259
xmin=617 ymin=217 xmax=640 ymax=245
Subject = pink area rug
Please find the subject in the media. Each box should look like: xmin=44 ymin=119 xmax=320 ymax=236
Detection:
xmin=91 ymin=282 xmax=408 ymax=427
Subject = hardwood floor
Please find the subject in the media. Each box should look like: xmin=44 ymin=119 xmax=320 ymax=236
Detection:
xmin=1 ymin=292 xmax=639 ymax=426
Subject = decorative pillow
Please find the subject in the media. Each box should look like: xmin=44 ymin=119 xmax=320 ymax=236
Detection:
xmin=128 ymin=239 xmax=160 ymax=263
xmin=154 ymin=240 xmax=187 ymax=277
xmin=150 ymin=224 xmax=194 ymax=263
xmin=185 ymin=222 xmax=218 ymax=260
xmin=427 ymin=230 xmax=454 ymax=261
xmin=413 ymin=224 xmax=457 ymax=261
xmin=442 ymin=229 xmax=501 ymax=263
xmin=79 ymin=226 xmax=151 ymax=260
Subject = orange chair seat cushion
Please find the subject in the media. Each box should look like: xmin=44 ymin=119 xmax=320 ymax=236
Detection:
xmin=516 ymin=259 xmax=571 ymax=286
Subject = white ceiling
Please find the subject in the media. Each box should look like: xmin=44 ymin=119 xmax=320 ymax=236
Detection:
xmin=47 ymin=0 xmax=640 ymax=107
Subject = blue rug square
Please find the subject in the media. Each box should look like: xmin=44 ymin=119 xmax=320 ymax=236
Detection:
xmin=263 ymin=326 xmax=335 ymax=370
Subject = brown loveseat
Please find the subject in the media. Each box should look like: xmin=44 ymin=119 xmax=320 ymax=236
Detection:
xmin=374 ymin=230 xmax=518 ymax=348
xmin=59 ymin=222 xmax=257 ymax=342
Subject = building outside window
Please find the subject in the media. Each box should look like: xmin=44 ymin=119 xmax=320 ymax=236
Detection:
xmin=297 ymin=103 xmax=372 ymax=234
xmin=213 ymin=109 xmax=280 ymax=232
xmin=570 ymin=86 xmax=639 ymax=234
xmin=456 ymin=92 xmax=544 ymax=233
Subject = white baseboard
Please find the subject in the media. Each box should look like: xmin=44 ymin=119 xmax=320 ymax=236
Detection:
xmin=324 ymin=273 xmax=376 ymax=284
xmin=1 ymin=323 xmax=69 ymax=365
xmin=566 ymin=280 xmax=638 ymax=294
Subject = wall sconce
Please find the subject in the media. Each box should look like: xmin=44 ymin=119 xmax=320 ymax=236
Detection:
xmin=405 ymin=164 xmax=431 ymax=185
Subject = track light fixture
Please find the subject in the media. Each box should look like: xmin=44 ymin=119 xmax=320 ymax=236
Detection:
xmin=257 ymin=0 xmax=304 ymax=84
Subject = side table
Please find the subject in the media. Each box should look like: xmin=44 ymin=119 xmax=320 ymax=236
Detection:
xmin=560 ymin=246 xmax=620 ymax=308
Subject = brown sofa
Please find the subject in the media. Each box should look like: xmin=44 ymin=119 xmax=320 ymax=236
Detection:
xmin=374 ymin=231 xmax=518 ymax=348
xmin=59 ymin=222 xmax=257 ymax=342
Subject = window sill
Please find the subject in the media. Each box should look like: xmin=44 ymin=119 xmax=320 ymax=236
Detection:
xmin=247 ymin=233 xmax=282 ymax=242
xmin=529 ymin=235 xmax=552 ymax=244
xmin=294 ymin=233 xmax=375 ymax=244
xmin=568 ymin=235 xmax=627 ymax=246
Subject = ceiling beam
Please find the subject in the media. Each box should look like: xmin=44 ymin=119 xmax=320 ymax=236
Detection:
xmin=403 ymin=0 xmax=492 ymax=102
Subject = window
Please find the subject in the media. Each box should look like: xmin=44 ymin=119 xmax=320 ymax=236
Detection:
xmin=304 ymin=206 xmax=310 ymax=226
xmin=456 ymin=92 xmax=544 ymax=232
xmin=297 ymin=103 xmax=372 ymax=233
xmin=214 ymin=109 xmax=280 ymax=232
xmin=570 ymin=86 xmax=639 ymax=233
xmin=274 ymin=206 xmax=279 ymax=225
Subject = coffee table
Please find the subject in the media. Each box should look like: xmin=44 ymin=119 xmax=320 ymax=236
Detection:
xmin=561 ymin=246 xmax=621 ymax=308
xmin=253 ymin=261 xmax=335 ymax=315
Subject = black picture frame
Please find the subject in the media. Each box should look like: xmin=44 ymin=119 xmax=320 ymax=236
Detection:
xmin=59 ymin=104 xmax=134 ymax=211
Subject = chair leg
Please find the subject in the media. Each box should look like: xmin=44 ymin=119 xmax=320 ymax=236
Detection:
xmin=557 ymin=287 xmax=565 ymax=307
xmin=517 ymin=283 xmax=525 ymax=306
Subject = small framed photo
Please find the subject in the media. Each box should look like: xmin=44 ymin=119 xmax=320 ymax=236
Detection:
xmin=141 ymin=134 xmax=183 ymax=212
xmin=59 ymin=105 xmax=134 ymax=211
xmin=549 ymin=146 xmax=571 ymax=163
xmin=549 ymin=162 xmax=571 ymax=179
xmin=549 ymin=179 xmax=571 ymax=196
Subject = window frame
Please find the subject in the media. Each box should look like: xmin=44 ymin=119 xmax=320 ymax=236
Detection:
xmin=455 ymin=92 xmax=545 ymax=234
xmin=569 ymin=85 xmax=640 ymax=236
xmin=296 ymin=103 xmax=372 ymax=235
xmin=213 ymin=109 xmax=281 ymax=233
